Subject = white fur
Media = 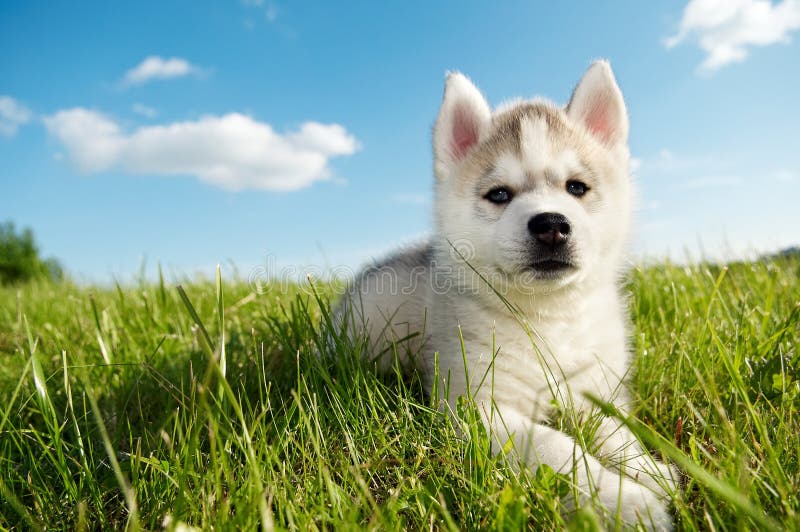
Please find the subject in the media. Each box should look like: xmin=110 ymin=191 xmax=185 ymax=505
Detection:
xmin=336 ymin=61 xmax=676 ymax=530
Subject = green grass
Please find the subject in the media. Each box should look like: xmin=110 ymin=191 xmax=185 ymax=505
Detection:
xmin=0 ymin=256 xmax=798 ymax=530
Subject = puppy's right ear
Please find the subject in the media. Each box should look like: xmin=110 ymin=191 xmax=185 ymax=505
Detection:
xmin=433 ymin=72 xmax=491 ymax=179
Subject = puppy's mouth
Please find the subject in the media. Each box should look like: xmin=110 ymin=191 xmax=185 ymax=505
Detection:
xmin=522 ymin=255 xmax=578 ymax=280
xmin=530 ymin=259 xmax=574 ymax=272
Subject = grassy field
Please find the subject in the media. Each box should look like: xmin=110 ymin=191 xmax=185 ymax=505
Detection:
xmin=0 ymin=256 xmax=798 ymax=530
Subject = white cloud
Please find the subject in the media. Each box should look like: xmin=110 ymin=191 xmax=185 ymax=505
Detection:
xmin=43 ymin=109 xmax=360 ymax=191
xmin=132 ymin=103 xmax=158 ymax=118
xmin=43 ymin=109 xmax=123 ymax=172
xmin=120 ymin=56 xmax=204 ymax=87
xmin=241 ymin=0 xmax=280 ymax=27
xmin=666 ymin=0 xmax=800 ymax=71
xmin=0 ymin=96 xmax=32 ymax=137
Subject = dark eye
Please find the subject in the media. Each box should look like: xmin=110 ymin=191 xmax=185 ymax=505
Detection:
xmin=566 ymin=180 xmax=589 ymax=197
xmin=485 ymin=187 xmax=513 ymax=204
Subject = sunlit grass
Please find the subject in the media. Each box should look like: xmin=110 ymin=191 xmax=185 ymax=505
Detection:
xmin=0 ymin=256 xmax=797 ymax=529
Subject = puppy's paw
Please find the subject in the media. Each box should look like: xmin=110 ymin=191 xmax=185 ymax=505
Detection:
xmin=599 ymin=476 xmax=674 ymax=531
xmin=627 ymin=458 xmax=680 ymax=499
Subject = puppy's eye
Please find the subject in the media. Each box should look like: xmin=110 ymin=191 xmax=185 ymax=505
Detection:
xmin=485 ymin=187 xmax=513 ymax=204
xmin=566 ymin=180 xmax=589 ymax=198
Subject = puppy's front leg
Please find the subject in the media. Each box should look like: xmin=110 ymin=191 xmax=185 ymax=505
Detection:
xmin=483 ymin=404 xmax=673 ymax=530
xmin=593 ymin=416 xmax=679 ymax=497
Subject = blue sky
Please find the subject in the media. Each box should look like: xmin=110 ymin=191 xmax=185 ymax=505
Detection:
xmin=1 ymin=0 xmax=799 ymax=282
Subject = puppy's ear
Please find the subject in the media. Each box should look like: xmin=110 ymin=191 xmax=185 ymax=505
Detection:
xmin=433 ymin=72 xmax=491 ymax=179
xmin=567 ymin=61 xmax=628 ymax=148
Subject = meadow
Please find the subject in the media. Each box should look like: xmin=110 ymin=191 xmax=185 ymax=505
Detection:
xmin=0 ymin=255 xmax=798 ymax=530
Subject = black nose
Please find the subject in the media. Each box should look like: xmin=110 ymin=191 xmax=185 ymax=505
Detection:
xmin=528 ymin=213 xmax=571 ymax=247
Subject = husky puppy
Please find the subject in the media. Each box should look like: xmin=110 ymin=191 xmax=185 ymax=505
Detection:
xmin=336 ymin=61 xmax=676 ymax=529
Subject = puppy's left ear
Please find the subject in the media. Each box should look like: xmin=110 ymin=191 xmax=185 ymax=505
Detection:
xmin=433 ymin=72 xmax=491 ymax=179
xmin=567 ymin=60 xmax=628 ymax=148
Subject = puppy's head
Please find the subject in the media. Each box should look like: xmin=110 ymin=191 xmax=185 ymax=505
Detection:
xmin=432 ymin=61 xmax=633 ymax=292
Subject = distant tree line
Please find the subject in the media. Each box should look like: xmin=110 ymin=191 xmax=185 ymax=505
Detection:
xmin=0 ymin=221 xmax=63 ymax=285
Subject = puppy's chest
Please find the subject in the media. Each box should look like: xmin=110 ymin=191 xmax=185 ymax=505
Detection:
xmin=492 ymin=318 xmax=602 ymax=378
xmin=457 ymin=311 xmax=626 ymax=414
